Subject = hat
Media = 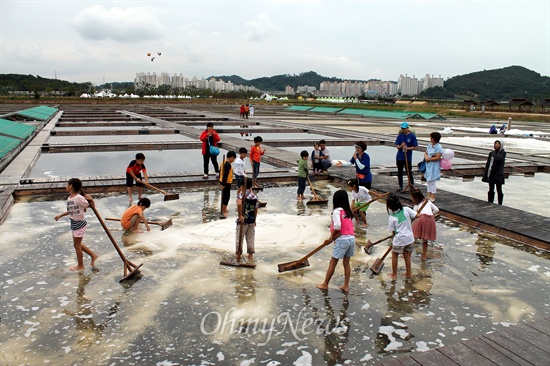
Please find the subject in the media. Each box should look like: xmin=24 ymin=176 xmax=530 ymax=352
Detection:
xmin=400 ymin=122 xmax=409 ymax=129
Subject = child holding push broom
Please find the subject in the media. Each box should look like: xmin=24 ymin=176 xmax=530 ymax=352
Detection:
xmin=236 ymin=179 xmax=260 ymax=263
xmin=316 ymin=189 xmax=355 ymax=292
xmin=54 ymin=178 xmax=99 ymax=271
xmin=386 ymin=194 xmax=416 ymax=280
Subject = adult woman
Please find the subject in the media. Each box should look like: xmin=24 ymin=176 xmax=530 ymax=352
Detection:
xmin=199 ymin=122 xmax=220 ymax=179
xmin=482 ymin=140 xmax=506 ymax=205
xmin=423 ymin=132 xmax=443 ymax=202
xmin=335 ymin=141 xmax=372 ymax=188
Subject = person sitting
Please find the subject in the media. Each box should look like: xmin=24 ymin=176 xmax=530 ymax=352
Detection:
xmin=489 ymin=125 xmax=498 ymax=134
xmin=499 ymin=124 xmax=507 ymax=134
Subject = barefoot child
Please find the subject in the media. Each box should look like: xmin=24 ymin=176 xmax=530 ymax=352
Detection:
xmin=347 ymin=178 xmax=381 ymax=227
xmin=234 ymin=147 xmax=248 ymax=189
xmin=411 ymin=190 xmax=439 ymax=261
xmin=311 ymin=142 xmax=322 ymax=175
xmin=126 ymin=153 xmax=148 ymax=202
xmin=316 ymin=189 xmax=355 ymax=292
xmin=250 ymin=136 xmax=265 ymax=188
xmin=236 ymin=179 xmax=260 ymax=262
xmin=121 ymin=198 xmax=151 ymax=233
xmin=297 ymin=150 xmax=309 ymax=200
xmin=54 ymin=178 xmax=98 ymax=271
xmin=386 ymin=194 xmax=416 ymax=280
xmin=220 ymin=151 xmax=236 ymax=217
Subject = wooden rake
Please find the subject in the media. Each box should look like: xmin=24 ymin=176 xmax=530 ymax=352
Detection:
xmin=105 ymin=217 xmax=173 ymax=231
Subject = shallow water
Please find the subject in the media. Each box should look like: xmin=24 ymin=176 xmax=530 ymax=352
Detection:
xmin=28 ymin=150 xmax=275 ymax=178
xmin=47 ymin=134 xmax=196 ymax=144
xmin=1 ymin=185 xmax=549 ymax=365
xmin=283 ymin=146 xmax=476 ymax=166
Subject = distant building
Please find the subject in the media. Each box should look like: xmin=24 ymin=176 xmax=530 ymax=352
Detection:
xmin=134 ymin=72 xmax=258 ymax=93
xmin=398 ymin=73 xmax=445 ymax=96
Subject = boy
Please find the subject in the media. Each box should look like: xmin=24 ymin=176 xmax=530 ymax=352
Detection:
xmin=250 ymin=136 xmax=265 ymax=189
xmin=234 ymin=147 xmax=248 ymax=189
xmin=121 ymin=198 xmax=151 ymax=233
xmin=311 ymin=142 xmax=322 ymax=175
xmin=220 ymin=151 xmax=236 ymax=217
xmin=126 ymin=153 xmax=148 ymax=202
xmin=236 ymin=179 xmax=260 ymax=262
xmin=297 ymin=150 xmax=309 ymax=200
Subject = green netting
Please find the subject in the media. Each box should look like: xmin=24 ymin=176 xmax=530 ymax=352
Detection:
xmin=0 ymin=118 xmax=36 ymax=139
xmin=309 ymin=107 xmax=343 ymax=113
xmin=0 ymin=136 xmax=22 ymax=158
xmin=286 ymin=105 xmax=313 ymax=111
xmin=415 ymin=112 xmax=446 ymax=120
xmin=338 ymin=109 xmax=412 ymax=119
xmin=16 ymin=106 xmax=58 ymax=121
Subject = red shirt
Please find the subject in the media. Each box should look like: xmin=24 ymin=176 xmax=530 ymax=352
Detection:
xmin=126 ymin=160 xmax=146 ymax=175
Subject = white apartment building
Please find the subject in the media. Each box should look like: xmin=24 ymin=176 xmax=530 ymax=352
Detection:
xmin=134 ymin=73 xmax=258 ymax=93
xmin=398 ymin=74 xmax=445 ymax=96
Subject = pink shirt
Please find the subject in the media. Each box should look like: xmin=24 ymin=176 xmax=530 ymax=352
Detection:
xmin=330 ymin=208 xmax=354 ymax=236
xmin=67 ymin=194 xmax=88 ymax=221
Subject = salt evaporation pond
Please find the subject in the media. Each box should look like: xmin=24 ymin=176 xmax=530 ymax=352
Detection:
xmin=28 ymin=150 xmax=275 ymax=178
xmin=1 ymin=184 xmax=549 ymax=365
xmin=283 ymin=145 xmax=477 ymax=166
xmin=47 ymin=134 xmax=196 ymax=144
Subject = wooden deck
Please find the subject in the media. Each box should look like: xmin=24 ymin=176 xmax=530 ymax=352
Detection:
xmin=380 ymin=318 xmax=550 ymax=366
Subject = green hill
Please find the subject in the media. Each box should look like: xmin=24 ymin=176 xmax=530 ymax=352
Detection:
xmin=420 ymin=66 xmax=550 ymax=101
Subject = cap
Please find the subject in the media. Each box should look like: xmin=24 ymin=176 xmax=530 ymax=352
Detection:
xmin=400 ymin=122 xmax=409 ymax=129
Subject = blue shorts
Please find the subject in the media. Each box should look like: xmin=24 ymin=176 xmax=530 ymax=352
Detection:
xmin=332 ymin=237 xmax=355 ymax=259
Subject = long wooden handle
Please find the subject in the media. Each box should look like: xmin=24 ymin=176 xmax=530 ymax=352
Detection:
xmin=105 ymin=217 xmax=162 ymax=227
xmin=413 ymin=198 xmax=431 ymax=220
xmin=306 ymin=175 xmax=321 ymax=200
xmin=378 ymin=244 xmax=393 ymax=262
xmin=144 ymin=182 xmax=167 ymax=195
xmin=354 ymin=192 xmax=389 ymax=211
xmin=300 ymin=239 xmax=332 ymax=262
xmin=371 ymin=234 xmax=394 ymax=246
xmin=88 ymin=204 xmax=132 ymax=264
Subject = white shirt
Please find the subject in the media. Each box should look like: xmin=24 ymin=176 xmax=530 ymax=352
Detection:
xmin=388 ymin=207 xmax=416 ymax=247
xmin=413 ymin=200 xmax=439 ymax=216
xmin=351 ymin=186 xmax=371 ymax=203
xmin=234 ymin=156 xmax=246 ymax=177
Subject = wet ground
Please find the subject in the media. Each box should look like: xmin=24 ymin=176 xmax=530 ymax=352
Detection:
xmin=1 ymin=185 xmax=549 ymax=365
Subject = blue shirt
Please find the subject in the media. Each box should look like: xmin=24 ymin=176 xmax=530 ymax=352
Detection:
xmin=350 ymin=152 xmax=372 ymax=183
xmin=395 ymin=132 xmax=418 ymax=161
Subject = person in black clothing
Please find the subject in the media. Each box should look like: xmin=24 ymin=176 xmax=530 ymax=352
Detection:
xmin=482 ymin=140 xmax=506 ymax=205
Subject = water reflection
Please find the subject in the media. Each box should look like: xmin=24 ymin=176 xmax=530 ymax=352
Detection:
xmin=475 ymin=234 xmax=495 ymax=269
xmin=63 ymin=273 xmax=105 ymax=349
xmin=302 ymin=290 xmax=350 ymax=366
xmin=296 ymin=200 xmax=306 ymax=216
xmin=202 ymin=189 xmax=221 ymax=223
xmin=375 ymin=264 xmax=433 ymax=354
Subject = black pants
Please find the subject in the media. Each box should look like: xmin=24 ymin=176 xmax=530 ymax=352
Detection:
xmin=396 ymin=159 xmax=414 ymax=188
xmin=221 ymin=183 xmax=231 ymax=206
xmin=359 ymin=181 xmax=372 ymax=190
xmin=488 ymin=183 xmax=503 ymax=195
xmin=203 ymin=153 xmax=219 ymax=175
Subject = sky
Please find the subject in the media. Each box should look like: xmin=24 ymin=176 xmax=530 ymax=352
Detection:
xmin=1 ymin=0 xmax=549 ymax=85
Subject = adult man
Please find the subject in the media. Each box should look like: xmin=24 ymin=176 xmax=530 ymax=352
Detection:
xmin=394 ymin=122 xmax=418 ymax=191
xmin=319 ymin=139 xmax=332 ymax=172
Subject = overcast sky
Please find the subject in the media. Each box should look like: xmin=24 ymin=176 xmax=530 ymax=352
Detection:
xmin=1 ymin=0 xmax=548 ymax=85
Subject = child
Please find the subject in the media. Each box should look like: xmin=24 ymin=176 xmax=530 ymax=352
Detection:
xmin=316 ymin=189 xmax=355 ymax=292
xmin=297 ymin=150 xmax=309 ymax=200
xmin=386 ymin=194 xmax=416 ymax=280
xmin=311 ymin=142 xmax=323 ymax=175
xmin=234 ymin=147 xmax=248 ymax=189
xmin=250 ymin=136 xmax=265 ymax=188
xmin=236 ymin=179 xmax=260 ymax=262
xmin=347 ymin=178 xmax=380 ymax=227
xmin=411 ymin=190 xmax=439 ymax=261
xmin=220 ymin=151 xmax=236 ymax=217
xmin=121 ymin=198 xmax=151 ymax=233
xmin=126 ymin=153 xmax=148 ymax=202
xmin=54 ymin=178 xmax=98 ymax=271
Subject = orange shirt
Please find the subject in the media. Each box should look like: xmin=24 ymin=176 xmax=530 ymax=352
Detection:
xmin=250 ymin=145 xmax=264 ymax=163
xmin=121 ymin=205 xmax=142 ymax=230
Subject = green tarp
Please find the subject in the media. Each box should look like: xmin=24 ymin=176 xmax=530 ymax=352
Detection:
xmin=0 ymin=118 xmax=36 ymax=139
xmin=0 ymin=136 xmax=21 ymax=158
xmin=15 ymin=106 xmax=58 ymax=121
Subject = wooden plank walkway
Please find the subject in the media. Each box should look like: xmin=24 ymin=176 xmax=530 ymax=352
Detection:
xmin=380 ymin=318 xmax=550 ymax=366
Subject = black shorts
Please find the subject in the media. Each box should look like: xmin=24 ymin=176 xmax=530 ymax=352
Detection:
xmin=126 ymin=173 xmax=144 ymax=187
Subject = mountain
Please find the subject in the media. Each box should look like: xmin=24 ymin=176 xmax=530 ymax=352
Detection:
xmin=209 ymin=71 xmax=344 ymax=92
xmin=420 ymin=66 xmax=550 ymax=101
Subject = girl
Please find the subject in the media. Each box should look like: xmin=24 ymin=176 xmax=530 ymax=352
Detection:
xmin=411 ymin=189 xmax=439 ymax=261
xmin=423 ymin=132 xmax=443 ymax=202
xmin=54 ymin=178 xmax=98 ymax=271
xmin=347 ymin=178 xmax=373 ymax=227
xmin=386 ymin=194 xmax=416 ymax=280
xmin=316 ymin=190 xmax=355 ymax=292
xmin=482 ymin=140 xmax=506 ymax=205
